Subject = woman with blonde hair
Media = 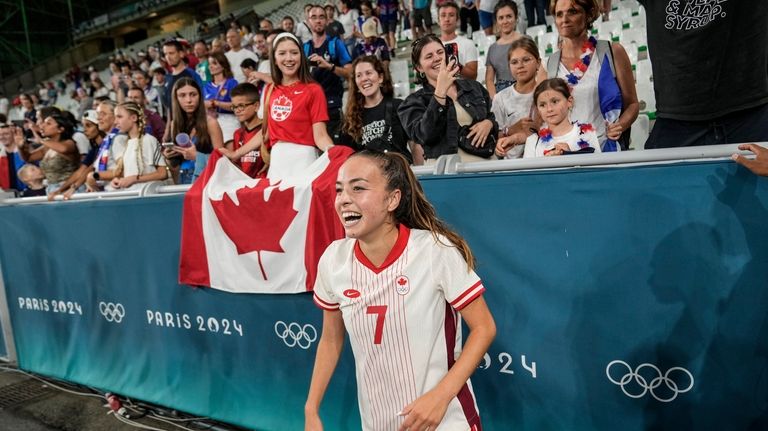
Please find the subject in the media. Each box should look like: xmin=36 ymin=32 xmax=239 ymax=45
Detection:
xmin=109 ymin=101 xmax=169 ymax=190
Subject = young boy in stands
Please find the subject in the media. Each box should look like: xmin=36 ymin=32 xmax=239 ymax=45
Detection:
xmin=219 ymin=83 xmax=264 ymax=178
xmin=17 ymin=164 xmax=46 ymax=197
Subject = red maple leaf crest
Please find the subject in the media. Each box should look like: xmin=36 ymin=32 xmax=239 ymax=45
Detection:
xmin=397 ymin=277 xmax=407 ymax=286
xmin=209 ymin=179 xmax=298 ymax=280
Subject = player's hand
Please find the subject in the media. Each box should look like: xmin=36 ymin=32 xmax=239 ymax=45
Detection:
xmin=304 ymin=411 xmax=324 ymax=431
xmin=397 ymin=389 xmax=451 ymax=431
xmin=732 ymin=144 xmax=768 ymax=177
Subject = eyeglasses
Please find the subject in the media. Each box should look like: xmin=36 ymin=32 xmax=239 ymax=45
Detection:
xmin=231 ymin=102 xmax=256 ymax=111
xmin=510 ymin=56 xmax=536 ymax=66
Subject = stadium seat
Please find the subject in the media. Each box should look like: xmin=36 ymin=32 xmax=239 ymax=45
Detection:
xmin=476 ymin=66 xmax=486 ymax=84
xmin=594 ymin=20 xmax=623 ymax=39
xmin=636 ymin=80 xmax=656 ymax=113
xmin=525 ymin=24 xmax=548 ymax=40
xmin=538 ymin=32 xmax=559 ymax=56
xmin=620 ymin=28 xmax=646 ymax=46
xmin=390 ymin=60 xmax=410 ymax=86
xmin=635 ymin=58 xmax=652 ymax=84
xmin=627 ymin=15 xmax=646 ymax=30
xmin=475 ymin=35 xmax=496 ymax=55
xmin=624 ymin=42 xmax=638 ymax=65
xmin=610 ymin=8 xmax=632 ymax=25
xmin=393 ymin=82 xmax=410 ymax=99
xmin=629 ymin=113 xmax=650 ymax=150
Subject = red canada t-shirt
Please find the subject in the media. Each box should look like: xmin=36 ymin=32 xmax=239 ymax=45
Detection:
xmin=232 ymin=125 xmax=266 ymax=179
xmin=266 ymin=82 xmax=328 ymax=149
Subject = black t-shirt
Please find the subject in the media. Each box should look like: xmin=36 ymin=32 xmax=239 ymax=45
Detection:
xmin=307 ymin=38 xmax=350 ymax=111
xmin=639 ymin=0 xmax=768 ymax=120
xmin=327 ymin=20 xmax=345 ymax=39
xmin=163 ymin=68 xmax=198 ymax=113
xmin=338 ymin=98 xmax=413 ymax=164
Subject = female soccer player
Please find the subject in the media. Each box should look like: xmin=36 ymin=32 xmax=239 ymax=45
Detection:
xmin=306 ymin=150 xmax=496 ymax=431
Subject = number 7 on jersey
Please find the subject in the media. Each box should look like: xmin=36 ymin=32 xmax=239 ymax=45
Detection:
xmin=366 ymin=305 xmax=388 ymax=344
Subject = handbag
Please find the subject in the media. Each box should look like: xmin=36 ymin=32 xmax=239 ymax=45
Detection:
xmin=457 ymin=123 xmax=496 ymax=159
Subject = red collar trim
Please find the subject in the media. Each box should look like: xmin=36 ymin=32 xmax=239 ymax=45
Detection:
xmin=354 ymin=224 xmax=410 ymax=274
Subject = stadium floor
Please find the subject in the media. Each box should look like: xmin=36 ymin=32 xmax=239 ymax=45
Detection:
xmin=0 ymin=364 xmax=241 ymax=431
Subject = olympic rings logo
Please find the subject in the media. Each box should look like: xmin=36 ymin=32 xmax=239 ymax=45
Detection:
xmin=606 ymin=360 xmax=694 ymax=402
xmin=99 ymin=302 xmax=125 ymax=323
xmin=274 ymin=321 xmax=318 ymax=349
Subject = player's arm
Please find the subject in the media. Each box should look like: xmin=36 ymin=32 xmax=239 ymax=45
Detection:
xmin=305 ymin=310 xmax=346 ymax=431
xmin=398 ymin=296 xmax=496 ymax=431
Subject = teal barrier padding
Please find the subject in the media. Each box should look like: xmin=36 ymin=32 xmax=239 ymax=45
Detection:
xmin=0 ymin=159 xmax=767 ymax=430
xmin=0 ymin=320 xmax=6 ymax=359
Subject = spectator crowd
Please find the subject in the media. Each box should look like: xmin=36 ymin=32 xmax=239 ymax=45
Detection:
xmin=2 ymin=0 xmax=767 ymax=198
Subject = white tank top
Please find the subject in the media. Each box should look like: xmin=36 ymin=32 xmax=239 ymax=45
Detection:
xmin=557 ymin=55 xmax=606 ymax=144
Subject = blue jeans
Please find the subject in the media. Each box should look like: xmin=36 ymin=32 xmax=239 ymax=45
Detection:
xmin=524 ymin=0 xmax=547 ymax=27
xmin=495 ymin=80 xmax=514 ymax=93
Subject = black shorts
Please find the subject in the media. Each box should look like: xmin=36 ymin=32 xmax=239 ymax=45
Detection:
xmin=645 ymin=102 xmax=768 ymax=149
xmin=380 ymin=12 xmax=398 ymax=33
xmin=411 ymin=7 xmax=432 ymax=29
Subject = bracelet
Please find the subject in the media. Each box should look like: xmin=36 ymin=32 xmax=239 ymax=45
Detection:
xmin=136 ymin=175 xmax=141 ymax=182
xmin=434 ymin=94 xmax=446 ymax=100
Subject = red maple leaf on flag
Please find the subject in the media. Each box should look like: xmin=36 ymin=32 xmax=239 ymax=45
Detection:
xmin=209 ymin=179 xmax=298 ymax=280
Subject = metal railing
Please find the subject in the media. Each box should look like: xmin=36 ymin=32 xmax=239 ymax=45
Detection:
xmin=0 ymin=144 xmax=759 ymax=206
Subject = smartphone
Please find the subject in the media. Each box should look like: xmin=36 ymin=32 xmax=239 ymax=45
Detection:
xmin=444 ymin=43 xmax=459 ymax=67
xmin=161 ymin=142 xmax=175 ymax=149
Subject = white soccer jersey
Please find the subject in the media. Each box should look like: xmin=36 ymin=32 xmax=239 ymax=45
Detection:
xmin=314 ymin=225 xmax=485 ymax=431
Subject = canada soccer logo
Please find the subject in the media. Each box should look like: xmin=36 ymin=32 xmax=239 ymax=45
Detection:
xmin=271 ymin=95 xmax=293 ymax=122
xmin=395 ymin=275 xmax=410 ymax=295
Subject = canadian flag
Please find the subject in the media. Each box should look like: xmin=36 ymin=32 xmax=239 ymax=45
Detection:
xmin=0 ymin=150 xmax=9 ymax=190
xmin=179 ymin=146 xmax=354 ymax=294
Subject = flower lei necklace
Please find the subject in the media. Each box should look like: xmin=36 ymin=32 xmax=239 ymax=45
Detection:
xmin=538 ymin=123 xmax=595 ymax=155
xmin=564 ymin=36 xmax=597 ymax=86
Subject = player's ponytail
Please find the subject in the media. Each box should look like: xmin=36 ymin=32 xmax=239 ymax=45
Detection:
xmin=353 ymin=150 xmax=476 ymax=270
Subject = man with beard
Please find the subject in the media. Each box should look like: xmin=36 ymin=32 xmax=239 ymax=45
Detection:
xmin=161 ymin=39 xmax=201 ymax=115
xmin=304 ymin=5 xmax=353 ymax=138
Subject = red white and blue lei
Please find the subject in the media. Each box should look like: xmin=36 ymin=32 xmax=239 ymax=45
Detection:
xmin=564 ymin=36 xmax=597 ymax=86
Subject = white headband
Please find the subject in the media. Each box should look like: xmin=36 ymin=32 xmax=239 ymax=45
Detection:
xmin=273 ymin=32 xmax=301 ymax=48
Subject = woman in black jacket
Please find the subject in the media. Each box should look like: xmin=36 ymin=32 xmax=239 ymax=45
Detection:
xmin=397 ymin=34 xmax=498 ymax=163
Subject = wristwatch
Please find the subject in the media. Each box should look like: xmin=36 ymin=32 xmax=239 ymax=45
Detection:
xmin=92 ymin=171 xmax=100 ymax=181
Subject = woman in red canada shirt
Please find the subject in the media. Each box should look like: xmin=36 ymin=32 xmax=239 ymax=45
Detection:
xmin=263 ymin=32 xmax=334 ymax=180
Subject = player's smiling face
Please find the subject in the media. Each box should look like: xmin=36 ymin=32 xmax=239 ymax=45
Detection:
xmin=335 ymin=156 xmax=401 ymax=243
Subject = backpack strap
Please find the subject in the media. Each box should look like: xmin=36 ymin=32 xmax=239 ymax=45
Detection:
xmin=548 ymin=41 xmax=616 ymax=79
xmin=328 ymin=36 xmax=336 ymax=61
xmin=304 ymin=37 xmax=338 ymax=62
xmin=595 ymin=39 xmax=617 ymax=78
